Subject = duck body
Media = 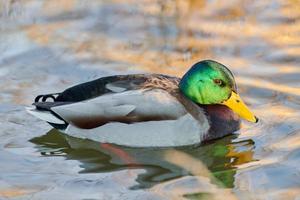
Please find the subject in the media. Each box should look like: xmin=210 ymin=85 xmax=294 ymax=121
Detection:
xmin=27 ymin=73 xmax=240 ymax=147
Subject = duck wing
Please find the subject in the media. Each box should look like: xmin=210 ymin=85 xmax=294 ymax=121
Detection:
xmin=55 ymin=74 xmax=150 ymax=102
xmin=30 ymin=74 xmax=186 ymax=129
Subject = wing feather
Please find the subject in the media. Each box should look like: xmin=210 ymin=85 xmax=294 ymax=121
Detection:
xmin=51 ymin=89 xmax=187 ymax=129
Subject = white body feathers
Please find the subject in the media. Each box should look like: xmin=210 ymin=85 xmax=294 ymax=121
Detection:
xmin=27 ymin=89 xmax=209 ymax=147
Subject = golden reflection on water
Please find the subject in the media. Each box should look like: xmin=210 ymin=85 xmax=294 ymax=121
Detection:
xmin=43 ymin=0 xmax=76 ymax=15
xmin=1 ymin=0 xmax=300 ymax=199
xmin=237 ymin=77 xmax=300 ymax=97
xmin=16 ymin=0 xmax=300 ymax=79
xmin=0 ymin=188 xmax=38 ymax=198
xmin=25 ymin=22 xmax=67 ymax=45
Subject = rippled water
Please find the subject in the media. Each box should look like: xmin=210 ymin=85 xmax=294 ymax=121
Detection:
xmin=0 ymin=0 xmax=300 ymax=199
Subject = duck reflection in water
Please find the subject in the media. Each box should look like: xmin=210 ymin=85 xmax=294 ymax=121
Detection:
xmin=30 ymin=129 xmax=256 ymax=189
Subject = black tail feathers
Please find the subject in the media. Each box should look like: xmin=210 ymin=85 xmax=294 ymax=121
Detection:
xmin=34 ymin=93 xmax=61 ymax=103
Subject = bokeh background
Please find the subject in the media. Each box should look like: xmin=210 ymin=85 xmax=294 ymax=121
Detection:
xmin=0 ymin=0 xmax=300 ymax=199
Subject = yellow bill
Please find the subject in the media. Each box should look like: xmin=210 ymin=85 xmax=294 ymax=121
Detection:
xmin=221 ymin=91 xmax=258 ymax=123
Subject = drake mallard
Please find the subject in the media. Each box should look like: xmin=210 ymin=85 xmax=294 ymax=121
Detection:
xmin=27 ymin=60 xmax=258 ymax=147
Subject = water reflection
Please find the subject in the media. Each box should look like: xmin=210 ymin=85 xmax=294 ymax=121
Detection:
xmin=1 ymin=0 xmax=300 ymax=198
xmin=30 ymin=129 xmax=255 ymax=189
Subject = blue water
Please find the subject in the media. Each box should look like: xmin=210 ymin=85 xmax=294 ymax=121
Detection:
xmin=0 ymin=0 xmax=300 ymax=199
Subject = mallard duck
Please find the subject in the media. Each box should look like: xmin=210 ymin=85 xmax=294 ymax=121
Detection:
xmin=27 ymin=60 xmax=258 ymax=147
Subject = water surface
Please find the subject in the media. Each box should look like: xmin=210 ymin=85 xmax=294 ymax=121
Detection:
xmin=0 ymin=0 xmax=300 ymax=199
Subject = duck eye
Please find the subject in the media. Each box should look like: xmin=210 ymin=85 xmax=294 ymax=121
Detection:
xmin=213 ymin=79 xmax=223 ymax=86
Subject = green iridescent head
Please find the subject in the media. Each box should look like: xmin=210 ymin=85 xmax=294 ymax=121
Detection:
xmin=179 ymin=60 xmax=258 ymax=123
xmin=179 ymin=60 xmax=237 ymax=105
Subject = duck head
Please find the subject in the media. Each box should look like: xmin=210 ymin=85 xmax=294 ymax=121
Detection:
xmin=179 ymin=60 xmax=258 ymax=123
